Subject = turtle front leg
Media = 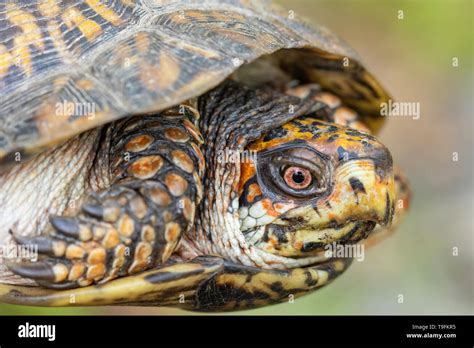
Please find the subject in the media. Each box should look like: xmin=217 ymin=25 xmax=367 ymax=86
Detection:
xmin=8 ymin=105 xmax=205 ymax=289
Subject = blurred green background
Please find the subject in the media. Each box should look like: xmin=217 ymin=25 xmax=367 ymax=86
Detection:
xmin=1 ymin=0 xmax=472 ymax=315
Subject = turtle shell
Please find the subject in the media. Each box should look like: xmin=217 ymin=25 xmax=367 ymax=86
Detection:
xmin=0 ymin=0 xmax=390 ymax=169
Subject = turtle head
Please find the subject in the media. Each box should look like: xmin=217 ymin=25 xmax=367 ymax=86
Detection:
xmin=238 ymin=117 xmax=395 ymax=257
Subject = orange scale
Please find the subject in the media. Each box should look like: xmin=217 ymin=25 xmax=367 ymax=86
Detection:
xmin=238 ymin=163 xmax=257 ymax=194
xmin=246 ymin=183 xmax=262 ymax=203
xmin=260 ymin=198 xmax=280 ymax=217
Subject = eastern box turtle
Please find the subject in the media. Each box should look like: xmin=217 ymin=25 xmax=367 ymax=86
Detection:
xmin=0 ymin=0 xmax=410 ymax=311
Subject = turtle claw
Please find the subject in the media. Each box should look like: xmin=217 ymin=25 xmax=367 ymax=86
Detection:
xmin=7 ymin=248 xmax=94 ymax=288
xmin=81 ymin=203 xmax=104 ymax=219
xmin=7 ymin=112 xmax=201 ymax=289
xmin=36 ymin=280 xmax=78 ymax=290
xmin=12 ymin=235 xmax=66 ymax=257
xmin=7 ymin=259 xmax=82 ymax=289
xmin=8 ymin=217 xmax=108 ymax=287
xmin=9 ymin=189 xmax=164 ymax=288
xmin=7 ymin=261 xmax=59 ymax=282
xmin=49 ymin=216 xmax=80 ymax=239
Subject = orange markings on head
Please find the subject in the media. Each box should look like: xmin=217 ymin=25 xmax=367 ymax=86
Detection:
xmin=246 ymin=123 xmax=314 ymax=152
xmin=238 ymin=161 xmax=257 ymax=194
xmin=274 ymin=202 xmax=291 ymax=213
xmin=269 ymin=235 xmax=279 ymax=247
xmin=246 ymin=183 xmax=262 ymax=203
xmin=293 ymin=241 xmax=303 ymax=250
xmin=258 ymin=198 xmax=278 ymax=217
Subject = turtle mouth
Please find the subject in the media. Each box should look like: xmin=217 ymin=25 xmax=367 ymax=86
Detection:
xmin=239 ymin=159 xmax=395 ymax=262
xmin=245 ymin=220 xmax=377 ymax=259
xmin=240 ymin=225 xmax=334 ymax=268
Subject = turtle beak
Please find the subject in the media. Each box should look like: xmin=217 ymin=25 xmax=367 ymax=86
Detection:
xmin=271 ymin=129 xmax=396 ymax=254
xmin=281 ymin=156 xmax=395 ymax=231
xmin=328 ymin=158 xmax=396 ymax=227
xmin=254 ymin=155 xmax=395 ymax=257
xmin=304 ymin=128 xmax=396 ymax=228
xmin=242 ymin=119 xmax=396 ymax=257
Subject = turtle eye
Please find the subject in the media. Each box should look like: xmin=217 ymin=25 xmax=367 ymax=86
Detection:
xmin=283 ymin=166 xmax=312 ymax=189
xmin=255 ymin=144 xmax=331 ymax=200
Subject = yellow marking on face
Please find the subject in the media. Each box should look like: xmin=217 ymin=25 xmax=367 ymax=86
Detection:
xmin=257 ymin=155 xmax=394 ymax=257
xmin=0 ymin=45 xmax=13 ymax=77
xmin=284 ymin=159 xmax=394 ymax=227
xmin=249 ymin=118 xmax=376 ymax=160
xmin=86 ymin=0 xmax=123 ymax=26
xmin=294 ymin=222 xmax=359 ymax=247
xmin=38 ymin=0 xmax=61 ymax=18
xmin=247 ymin=121 xmax=320 ymax=152
xmin=309 ymin=133 xmax=371 ymax=159
xmin=63 ymin=8 xmax=103 ymax=41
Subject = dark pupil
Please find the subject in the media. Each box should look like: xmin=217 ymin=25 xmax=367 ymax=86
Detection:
xmin=292 ymin=171 xmax=306 ymax=184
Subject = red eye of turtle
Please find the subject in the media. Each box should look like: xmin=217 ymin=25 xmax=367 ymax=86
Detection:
xmin=283 ymin=166 xmax=312 ymax=189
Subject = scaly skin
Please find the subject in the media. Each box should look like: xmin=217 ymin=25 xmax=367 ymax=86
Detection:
xmin=0 ymin=129 xmax=110 ymax=285
xmin=0 ymin=81 xmax=409 ymax=310
xmin=283 ymin=84 xmax=410 ymax=250
xmin=8 ymin=104 xmax=205 ymax=289
xmin=238 ymin=117 xmax=395 ymax=257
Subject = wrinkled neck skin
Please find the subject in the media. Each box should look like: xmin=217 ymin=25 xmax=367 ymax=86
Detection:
xmin=178 ymin=81 xmax=330 ymax=269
